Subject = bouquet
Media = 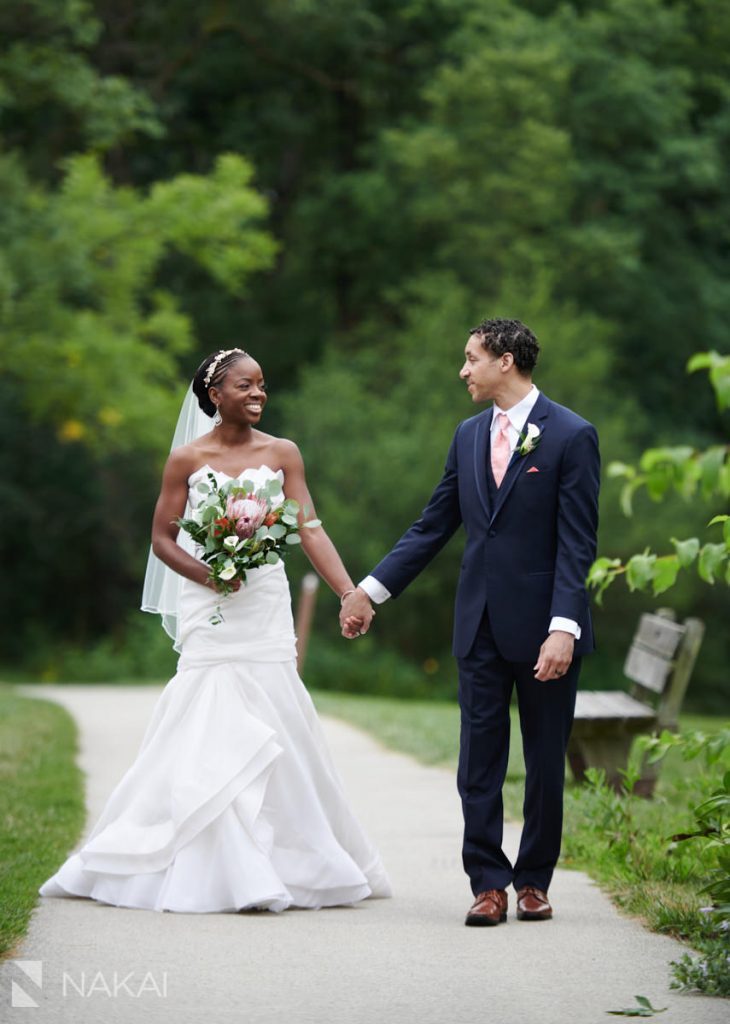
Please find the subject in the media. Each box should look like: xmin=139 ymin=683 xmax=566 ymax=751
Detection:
xmin=177 ymin=472 xmax=319 ymax=614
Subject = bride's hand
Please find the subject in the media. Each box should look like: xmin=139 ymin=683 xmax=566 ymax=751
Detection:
xmin=340 ymin=588 xmax=375 ymax=638
xmin=205 ymin=576 xmax=241 ymax=594
xmin=342 ymin=615 xmax=365 ymax=639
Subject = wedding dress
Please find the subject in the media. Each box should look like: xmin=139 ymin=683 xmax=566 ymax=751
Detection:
xmin=39 ymin=465 xmax=391 ymax=913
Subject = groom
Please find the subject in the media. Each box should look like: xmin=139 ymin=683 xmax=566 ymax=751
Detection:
xmin=341 ymin=318 xmax=600 ymax=926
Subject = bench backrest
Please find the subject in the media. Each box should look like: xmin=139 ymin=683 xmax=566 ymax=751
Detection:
xmin=624 ymin=611 xmax=705 ymax=728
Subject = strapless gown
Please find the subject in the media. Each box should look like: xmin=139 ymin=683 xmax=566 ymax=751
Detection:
xmin=39 ymin=465 xmax=391 ymax=913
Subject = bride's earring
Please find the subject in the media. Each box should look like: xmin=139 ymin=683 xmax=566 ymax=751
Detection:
xmin=213 ymin=405 xmax=223 ymax=426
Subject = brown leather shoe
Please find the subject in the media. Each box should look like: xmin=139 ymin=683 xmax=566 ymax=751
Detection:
xmin=465 ymin=889 xmax=508 ymax=926
xmin=516 ymin=886 xmax=553 ymax=920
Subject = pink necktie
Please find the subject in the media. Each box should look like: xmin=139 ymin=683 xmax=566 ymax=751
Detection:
xmin=491 ymin=412 xmax=511 ymax=487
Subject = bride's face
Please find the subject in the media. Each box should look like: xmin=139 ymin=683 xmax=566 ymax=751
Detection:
xmin=210 ymin=357 xmax=268 ymax=424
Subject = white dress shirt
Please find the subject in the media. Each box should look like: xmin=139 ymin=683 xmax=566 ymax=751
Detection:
xmin=359 ymin=385 xmax=580 ymax=639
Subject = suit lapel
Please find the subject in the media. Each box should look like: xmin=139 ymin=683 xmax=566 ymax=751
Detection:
xmin=489 ymin=392 xmax=551 ymax=526
xmin=472 ymin=408 xmax=493 ymax=519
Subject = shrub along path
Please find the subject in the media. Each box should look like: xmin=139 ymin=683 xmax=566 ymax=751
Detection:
xmin=1 ymin=684 xmax=726 ymax=1024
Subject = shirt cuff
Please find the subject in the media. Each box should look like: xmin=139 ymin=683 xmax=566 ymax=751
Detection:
xmin=549 ymin=616 xmax=581 ymax=640
xmin=358 ymin=576 xmax=391 ymax=604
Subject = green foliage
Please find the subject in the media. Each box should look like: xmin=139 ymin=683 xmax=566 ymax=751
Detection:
xmin=0 ymin=0 xmax=163 ymax=172
xmin=589 ymin=354 xmax=730 ymax=602
xmin=11 ymin=611 xmax=177 ymax=684
xmin=1 ymin=0 xmax=729 ymax=709
xmin=562 ymin=727 xmax=730 ymax=998
xmin=307 ymin=634 xmax=456 ymax=700
xmin=0 ymin=151 xmax=276 ymax=455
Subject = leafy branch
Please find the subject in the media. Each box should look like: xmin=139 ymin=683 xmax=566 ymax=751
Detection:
xmin=589 ymin=353 xmax=730 ymax=602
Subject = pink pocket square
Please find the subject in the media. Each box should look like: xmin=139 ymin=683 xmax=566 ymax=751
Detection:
xmin=527 ymin=467 xmax=540 ymax=473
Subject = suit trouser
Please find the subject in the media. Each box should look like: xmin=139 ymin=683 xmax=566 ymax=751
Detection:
xmin=456 ymin=605 xmax=580 ymax=894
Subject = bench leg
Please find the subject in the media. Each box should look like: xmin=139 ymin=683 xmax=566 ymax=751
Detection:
xmin=567 ymin=733 xmax=636 ymax=793
xmin=567 ymin=741 xmax=588 ymax=783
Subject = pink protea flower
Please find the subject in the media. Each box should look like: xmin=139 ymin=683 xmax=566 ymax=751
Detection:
xmin=225 ymin=496 xmax=268 ymax=539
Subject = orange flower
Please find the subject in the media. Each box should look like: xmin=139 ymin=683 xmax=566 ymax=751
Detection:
xmin=212 ymin=517 xmax=231 ymax=537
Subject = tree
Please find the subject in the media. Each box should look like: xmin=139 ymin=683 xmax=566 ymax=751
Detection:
xmin=0 ymin=0 xmax=276 ymax=660
xmin=0 ymin=152 xmax=276 ymax=455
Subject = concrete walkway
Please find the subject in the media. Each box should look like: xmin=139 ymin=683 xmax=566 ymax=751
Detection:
xmin=1 ymin=684 xmax=726 ymax=1024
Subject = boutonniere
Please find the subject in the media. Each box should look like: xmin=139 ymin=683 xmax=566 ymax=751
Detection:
xmin=517 ymin=422 xmax=541 ymax=457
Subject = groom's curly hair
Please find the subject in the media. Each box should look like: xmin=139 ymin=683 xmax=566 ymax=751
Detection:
xmin=470 ymin=318 xmax=540 ymax=375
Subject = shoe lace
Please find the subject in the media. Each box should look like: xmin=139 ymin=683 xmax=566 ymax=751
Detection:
xmin=475 ymin=889 xmax=506 ymax=910
xmin=519 ymin=886 xmax=547 ymax=904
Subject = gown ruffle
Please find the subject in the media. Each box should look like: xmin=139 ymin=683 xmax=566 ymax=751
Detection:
xmin=39 ymin=466 xmax=391 ymax=913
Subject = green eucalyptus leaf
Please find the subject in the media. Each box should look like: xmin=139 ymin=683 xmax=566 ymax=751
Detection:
xmin=285 ymin=533 xmax=301 ymax=545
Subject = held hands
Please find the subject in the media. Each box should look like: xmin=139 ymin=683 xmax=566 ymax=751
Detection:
xmin=339 ymin=587 xmax=375 ymax=639
xmin=534 ymin=630 xmax=574 ymax=681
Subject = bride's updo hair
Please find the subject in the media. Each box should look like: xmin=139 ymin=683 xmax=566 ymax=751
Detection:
xmin=192 ymin=348 xmax=249 ymax=417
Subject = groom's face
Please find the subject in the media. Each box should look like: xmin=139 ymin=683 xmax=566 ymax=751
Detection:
xmin=460 ymin=334 xmax=502 ymax=403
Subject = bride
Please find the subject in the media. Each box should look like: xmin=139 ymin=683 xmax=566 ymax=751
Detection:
xmin=39 ymin=347 xmax=391 ymax=913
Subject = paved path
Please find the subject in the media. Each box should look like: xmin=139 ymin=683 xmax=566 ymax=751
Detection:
xmin=1 ymin=684 xmax=726 ymax=1024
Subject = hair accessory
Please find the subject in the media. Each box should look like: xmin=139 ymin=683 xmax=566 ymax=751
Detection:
xmin=203 ymin=348 xmax=247 ymax=387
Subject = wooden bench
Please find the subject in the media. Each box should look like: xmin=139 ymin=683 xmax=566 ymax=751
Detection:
xmin=567 ymin=610 xmax=705 ymax=796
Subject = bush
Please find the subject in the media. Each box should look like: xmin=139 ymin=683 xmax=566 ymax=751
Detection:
xmin=302 ymin=635 xmax=458 ymax=700
xmin=16 ymin=612 xmax=177 ymax=684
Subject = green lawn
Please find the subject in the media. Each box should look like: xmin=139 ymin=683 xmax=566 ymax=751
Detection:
xmin=0 ymin=688 xmax=85 ymax=959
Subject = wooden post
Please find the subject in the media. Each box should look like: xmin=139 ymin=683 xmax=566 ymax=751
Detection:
xmin=295 ymin=573 xmax=320 ymax=676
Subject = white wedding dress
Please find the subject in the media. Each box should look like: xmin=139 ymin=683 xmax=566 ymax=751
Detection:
xmin=39 ymin=465 xmax=391 ymax=913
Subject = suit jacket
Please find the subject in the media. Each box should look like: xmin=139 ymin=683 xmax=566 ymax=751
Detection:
xmin=370 ymin=392 xmax=601 ymax=663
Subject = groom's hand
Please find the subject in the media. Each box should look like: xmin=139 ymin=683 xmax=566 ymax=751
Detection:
xmin=534 ymin=631 xmax=575 ymax=681
xmin=340 ymin=588 xmax=375 ymax=639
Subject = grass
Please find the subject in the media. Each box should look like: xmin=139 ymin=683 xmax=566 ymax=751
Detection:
xmin=0 ymin=687 xmax=85 ymax=959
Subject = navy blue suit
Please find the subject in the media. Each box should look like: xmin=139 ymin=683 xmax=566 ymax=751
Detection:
xmin=370 ymin=392 xmax=600 ymax=893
